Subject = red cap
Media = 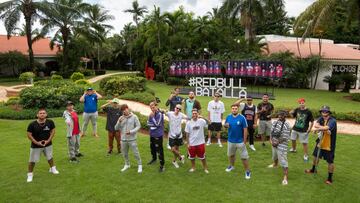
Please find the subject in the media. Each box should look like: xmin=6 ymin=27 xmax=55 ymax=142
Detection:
xmin=298 ymin=98 xmax=305 ymax=103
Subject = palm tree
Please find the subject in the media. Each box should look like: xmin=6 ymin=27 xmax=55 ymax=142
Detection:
xmin=220 ymin=0 xmax=264 ymax=42
xmin=80 ymin=4 xmax=114 ymax=70
xmin=0 ymin=0 xmax=46 ymax=71
xmin=40 ymin=0 xmax=89 ymax=72
xmin=124 ymin=0 xmax=147 ymax=37
xmin=148 ymin=6 xmax=166 ymax=50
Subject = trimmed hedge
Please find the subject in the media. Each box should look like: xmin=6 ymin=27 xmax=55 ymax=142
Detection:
xmin=100 ymin=76 xmax=146 ymax=96
xmin=20 ymin=80 xmax=84 ymax=109
xmin=51 ymin=74 xmax=63 ymax=80
xmin=352 ymin=93 xmax=360 ymax=102
xmin=70 ymin=72 xmax=85 ymax=82
xmin=166 ymin=77 xmax=189 ymax=86
xmin=19 ymin=72 xmax=35 ymax=84
xmin=119 ymin=91 xmax=156 ymax=105
xmin=75 ymin=79 xmax=91 ymax=86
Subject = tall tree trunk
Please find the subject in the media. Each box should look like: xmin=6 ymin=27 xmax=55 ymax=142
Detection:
xmin=62 ymin=32 xmax=69 ymax=73
xmin=25 ymin=16 xmax=34 ymax=72
xmin=313 ymin=37 xmax=322 ymax=89
xmin=97 ymin=43 xmax=101 ymax=70
xmin=157 ymin=29 xmax=161 ymax=50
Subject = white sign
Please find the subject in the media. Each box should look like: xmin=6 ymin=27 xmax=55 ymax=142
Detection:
xmin=189 ymin=77 xmax=247 ymax=98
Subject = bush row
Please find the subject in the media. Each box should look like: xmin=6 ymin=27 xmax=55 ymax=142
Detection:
xmin=352 ymin=93 xmax=360 ymax=102
xmin=166 ymin=77 xmax=189 ymax=86
xmin=119 ymin=91 xmax=156 ymax=105
xmin=100 ymin=76 xmax=146 ymax=96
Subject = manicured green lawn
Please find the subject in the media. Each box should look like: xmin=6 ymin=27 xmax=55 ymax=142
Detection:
xmin=1 ymin=117 xmax=359 ymax=202
xmin=147 ymin=81 xmax=360 ymax=116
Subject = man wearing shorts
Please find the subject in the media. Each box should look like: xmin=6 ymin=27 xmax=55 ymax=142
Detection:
xmin=257 ymin=94 xmax=274 ymax=146
xmin=224 ymin=104 xmax=251 ymax=179
xmin=305 ymin=106 xmax=337 ymax=185
xmin=165 ymin=87 xmax=184 ymax=149
xmin=165 ymin=104 xmax=188 ymax=168
xmin=268 ymin=110 xmax=291 ymax=185
xmin=206 ymin=92 xmax=225 ymax=147
xmin=26 ymin=108 xmax=59 ymax=183
xmin=290 ymin=98 xmax=314 ymax=161
xmin=185 ymin=109 xmax=209 ymax=173
xmin=79 ymin=88 xmax=103 ymax=137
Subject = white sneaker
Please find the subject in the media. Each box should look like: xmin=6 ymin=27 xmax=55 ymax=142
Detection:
xmin=27 ymin=173 xmax=33 ymax=183
xmin=172 ymin=161 xmax=179 ymax=168
xmin=218 ymin=143 xmax=223 ymax=148
xmin=206 ymin=140 xmax=211 ymax=146
xmin=189 ymin=168 xmax=195 ymax=173
xmin=282 ymin=179 xmax=288 ymax=185
xmin=167 ymin=144 xmax=171 ymax=150
xmin=289 ymin=148 xmax=297 ymax=152
xmin=49 ymin=166 xmax=59 ymax=174
xmin=304 ymin=155 xmax=309 ymax=162
xmin=204 ymin=169 xmax=209 ymax=174
xmin=245 ymin=171 xmax=251 ymax=180
xmin=225 ymin=166 xmax=235 ymax=172
xmin=180 ymin=155 xmax=185 ymax=164
xmin=267 ymin=164 xmax=277 ymax=168
xmin=121 ymin=165 xmax=130 ymax=172
xmin=137 ymin=165 xmax=142 ymax=173
xmin=249 ymin=145 xmax=256 ymax=151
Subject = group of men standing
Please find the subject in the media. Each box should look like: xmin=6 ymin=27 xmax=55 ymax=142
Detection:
xmin=25 ymin=87 xmax=338 ymax=186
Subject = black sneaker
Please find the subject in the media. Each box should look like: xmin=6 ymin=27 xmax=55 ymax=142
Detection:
xmin=159 ymin=166 xmax=165 ymax=173
xmin=75 ymin=153 xmax=83 ymax=157
xmin=107 ymin=150 xmax=112 ymax=156
xmin=147 ymin=159 xmax=156 ymax=165
xmin=262 ymin=143 xmax=266 ymax=147
xmin=70 ymin=157 xmax=79 ymax=163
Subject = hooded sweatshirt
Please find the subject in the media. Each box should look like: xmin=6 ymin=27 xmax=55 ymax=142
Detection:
xmin=114 ymin=113 xmax=141 ymax=141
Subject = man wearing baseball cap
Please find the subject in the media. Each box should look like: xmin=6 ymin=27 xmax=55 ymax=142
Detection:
xmin=305 ymin=106 xmax=337 ymax=185
xmin=289 ymin=98 xmax=314 ymax=162
xmin=63 ymin=101 xmax=82 ymax=163
xmin=79 ymin=88 xmax=102 ymax=137
xmin=101 ymin=98 xmax=123 ymax=155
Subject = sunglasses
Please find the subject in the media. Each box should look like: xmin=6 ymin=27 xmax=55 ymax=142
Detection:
xmin=321 ymin=111 xmax=330 ymax=114
xmin=175 ymin=107 xmax=181 ymax=110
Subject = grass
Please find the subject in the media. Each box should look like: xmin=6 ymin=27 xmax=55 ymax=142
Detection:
xmin=146 ymin=81 xmax=360 ymax=116
xmin=1 ymin=117 xmax=360 ymax=202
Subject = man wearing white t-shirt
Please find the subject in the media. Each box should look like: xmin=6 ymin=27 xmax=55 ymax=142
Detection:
xmin=207 ymin=93 xmax=225 ymax=147
xmin=165 ymin=104 xmax=188 ymax=168
xmin=185 ymin=108 xmax=209 ymax=173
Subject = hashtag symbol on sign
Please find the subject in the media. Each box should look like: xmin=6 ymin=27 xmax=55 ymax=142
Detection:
xmin=189 ymin=77 xmax=195 ymax=86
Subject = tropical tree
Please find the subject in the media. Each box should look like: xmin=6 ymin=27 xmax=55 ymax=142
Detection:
xmin=220 ymin=0 xmax=265 ymax=42
xmin=80 ymin=4 xmax=114 ymax=70
xmin=0 ymin=0 xmax=46 ymax=71
xmin=124 ymin=0 xmax=147 ymax=37
xmin=40 ymin=0 xmax=89 ymax=73
xmin=0 ymin=51 xmax=29 ymax=76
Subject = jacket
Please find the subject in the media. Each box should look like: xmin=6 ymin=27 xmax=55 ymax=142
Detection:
xmin=63 ymin=110 xmax=78 ymax=138
xmin=114 ymin=113 xmax=141 ymax=141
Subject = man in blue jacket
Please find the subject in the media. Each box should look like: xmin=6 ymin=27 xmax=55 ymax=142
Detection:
xmin=147 ymin=101 xmax=165 ymax=172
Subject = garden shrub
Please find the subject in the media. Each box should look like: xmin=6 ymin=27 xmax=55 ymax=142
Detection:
xmin=119 ymin=91 xmax=156 ymax=105
xmin=101 ymin=76 xmax=146 ymax=96
xmin=19 ymin=72 xmax=35 ymax=84
xmin=352 ymin=93 xmax=360 ymax=102
xmin=19 ymin=80 xmax=84 ymax=109
xmin=70 ymin=72 xmax=85 ymax=82
xmin=51 ymin=74 xmax=63 ymax=80
xmin=5 ymin=97 xmax=20 ymax=106
xmin=79 ymin=69 xmax=95 ymax=76
xmin=166 ymin=77 xmax=189 ymax=86
xmin=75 ymin=79 xmax=91 ymax=86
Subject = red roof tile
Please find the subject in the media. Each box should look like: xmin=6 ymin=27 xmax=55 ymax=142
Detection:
xmin=266 ymin=41 xmax=360 ymax=60
xmin=0 ymin=35 xmax=58 ymax=57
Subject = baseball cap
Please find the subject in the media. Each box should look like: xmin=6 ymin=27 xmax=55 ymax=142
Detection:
xmin=298 ymin=98 xmax=306 ymax=103
xmin=319 ymin=105 xmax=332 ymax=114
xmin=277 ymin=110 xmax=288 ymax=116
xmin=111 ymin=98 xmax=120 ymax=104
xmin=87 ymin=87 xmax=93 ymax=91
xmin=66 ymin=101 xmax=74 ymax=106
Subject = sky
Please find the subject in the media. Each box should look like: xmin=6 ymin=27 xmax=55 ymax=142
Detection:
xmin=0 ymin=0 xmax=315 ymax=35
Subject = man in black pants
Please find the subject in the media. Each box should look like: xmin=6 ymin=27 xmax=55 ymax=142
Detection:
xmin=234 ymin=96 xmax=258 ymax=151
xmin=147 ymin=102 xmax=165 ymax=172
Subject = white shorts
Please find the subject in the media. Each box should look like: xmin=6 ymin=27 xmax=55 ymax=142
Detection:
xmin=290 ymin=130 xmax=309 ymax=144
xmin=227 ymin=142 xmax=249 ymax=159
xmin=272 ymin=147 xmax=288 ymax=168
xmin=29 ymin=145 xmax=53 ymax=163
xmin=258 ymin=120 xmax=272 ymax=136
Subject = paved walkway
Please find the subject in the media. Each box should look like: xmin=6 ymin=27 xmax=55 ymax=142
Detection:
xmin=0 ymin=71 xmax=139 ymax=102
xmin=116 ymin=99 xmax=360 ymax=136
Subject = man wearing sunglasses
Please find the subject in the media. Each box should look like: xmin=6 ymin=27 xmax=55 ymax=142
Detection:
xmin=305 ymin=106 xmax=337 ymax=185
xmin=206 ymin=92 xmax=225 ymax=147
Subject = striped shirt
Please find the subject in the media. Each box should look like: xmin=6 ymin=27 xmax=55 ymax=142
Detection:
xmin=271 ymin=120 xmax=291 ymax=151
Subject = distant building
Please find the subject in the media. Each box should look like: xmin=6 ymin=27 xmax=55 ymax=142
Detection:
xmin=261 ymin=35 xmax=360 ymax=91
xmin=0 ymin=35 xmax=58 ymax=75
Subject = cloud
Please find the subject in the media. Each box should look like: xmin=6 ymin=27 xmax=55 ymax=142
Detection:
xmin=0 ymin=0 xmax=315 ymax=35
